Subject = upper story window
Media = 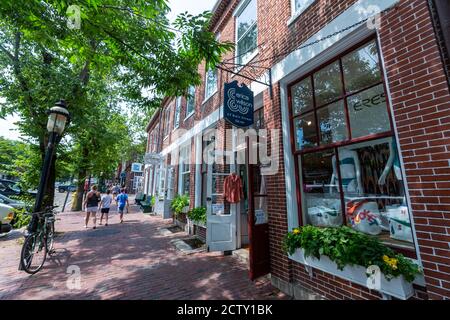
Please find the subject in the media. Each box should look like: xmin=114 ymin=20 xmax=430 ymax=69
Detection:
xmin=291 ymin=0 xmax=315 ymax=17
xmin=204 ymin=68 xmax=218 ymax=100
xmin=174 ymin=97 xmax=181 ymax=129
xmin=186 ymin=86 xmax=195 ymax=118
xmin=235 ymin=0 xmax=258 ymax=65
xmin=163 ymin=106 xmax=171 ymax=138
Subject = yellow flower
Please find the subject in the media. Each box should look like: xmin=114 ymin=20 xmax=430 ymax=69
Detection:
xmin=293 ymin=228 xmax=300 ymax=235
xmin=383 ymin=255 xmax=398 ymax=270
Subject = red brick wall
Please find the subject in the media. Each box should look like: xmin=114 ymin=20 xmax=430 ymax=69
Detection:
xmin=379 ymin=0 xmax=450 ymax=300
xmin=145 ymin=0 xmax=450 ymax=300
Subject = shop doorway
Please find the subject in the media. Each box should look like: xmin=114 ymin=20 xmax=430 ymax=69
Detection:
xmin=206 ymin=150 xmax=237 ymax=252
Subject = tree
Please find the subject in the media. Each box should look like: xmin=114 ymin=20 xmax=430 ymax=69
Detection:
xmin=0 ymin=1 xmax=232 ymax=210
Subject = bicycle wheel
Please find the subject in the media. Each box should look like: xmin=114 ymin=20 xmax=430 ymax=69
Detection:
xmin=20 ymin=233 xmax=47 ymax=274
xmin=46 ymin=222 xmax=55 ymax=252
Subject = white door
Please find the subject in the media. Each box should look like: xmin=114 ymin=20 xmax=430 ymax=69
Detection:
xmin=206 ymin=151 xmax=237 ymax=252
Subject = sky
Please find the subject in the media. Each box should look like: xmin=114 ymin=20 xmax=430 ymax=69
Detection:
xmin=0 ymin=0 xmax=215 ymax=141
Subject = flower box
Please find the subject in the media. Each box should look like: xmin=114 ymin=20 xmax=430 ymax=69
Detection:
xmin=289 ymin=248 xmax=414 ymax=300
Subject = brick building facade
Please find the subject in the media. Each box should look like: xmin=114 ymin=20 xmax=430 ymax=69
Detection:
xmin=144 ymin=0 xmax=450 ymax=300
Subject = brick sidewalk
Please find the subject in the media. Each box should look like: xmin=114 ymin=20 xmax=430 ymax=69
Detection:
xmin=0 ymin=203 xmax=287 ymax=300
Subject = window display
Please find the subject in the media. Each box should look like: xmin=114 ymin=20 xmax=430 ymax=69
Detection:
xmin=290 ymin=38 xmax=415 ymax=254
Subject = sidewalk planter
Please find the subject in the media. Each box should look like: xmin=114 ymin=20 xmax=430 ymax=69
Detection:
xmin=289 ymin=248 xmax=414 ymax=300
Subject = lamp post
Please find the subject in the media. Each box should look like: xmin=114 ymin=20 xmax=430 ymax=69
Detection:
xmin=33 ymin=100 xmax=70 ymax=213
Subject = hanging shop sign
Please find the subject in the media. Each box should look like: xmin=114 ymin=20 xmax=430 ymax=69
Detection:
xmin=223 ymin=80 xmax=254 ymax=128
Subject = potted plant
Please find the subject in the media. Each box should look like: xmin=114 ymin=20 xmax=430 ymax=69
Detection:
xmin=171 ymin=194 xmax=190 ymax=217
xmin=283 ymin=225 xmax=422 ymax=300
xmin=187 ymin=206 xmax=207 ymax=227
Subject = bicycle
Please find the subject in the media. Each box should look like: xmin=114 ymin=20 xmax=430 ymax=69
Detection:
xmin=19 ymin=205 xmax=58 ymax=274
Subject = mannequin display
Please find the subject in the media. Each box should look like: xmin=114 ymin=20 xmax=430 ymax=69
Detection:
xmin=329 ymin=149 xmax=363 ymax=195
xmin=223 ymin=172 xmax=244 ymax=203
xmin=378 ymin=138 xmax=403 ymax=186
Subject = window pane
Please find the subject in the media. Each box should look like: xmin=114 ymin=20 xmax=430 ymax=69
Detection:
xmin=182 ymin=173 xmax=190 ymax=195
xmin=347 ymin=84 xmax=390 ymax=138
xmin=342 ymin=41 xmax=381 ymax=93
xmin=237 ymin=23 xmax=257 ymax=64
xmin=237 ymin=0 xmax=257 ymax=39
xmin=294 ymin=113 xmax=318 ymax=150
xmin=300 ymin=150 xmax=343 ymax=227
xmin=294 ymin=0 xmax=314 ymax=13
xmin=314 ymin=61 xmax=342 ymax=106
xmin=338 ymin=138 xmax=414 ymax=249
xmin=186 ymin=86 xmax=195 ymax=115
xmin=205 ymin=69 xmax=217 ymax=98
xmin=317 ymin=100 xmax=348 ymax=145
xmin=174 ymin=97 xmax=181 ymax=128
xmin=291 ymin=77 xmax=313 ymax=115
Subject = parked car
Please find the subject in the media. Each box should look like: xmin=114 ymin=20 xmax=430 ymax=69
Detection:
xmin=0 ymin=193 xmax=26 ymax=209
xmin=0 ymin=202 xmax=15 ymax=234
xmin=0 ymin=179 xmax=36 ymax=198
xmin=57 ymin=184 xmax=76 ymax=193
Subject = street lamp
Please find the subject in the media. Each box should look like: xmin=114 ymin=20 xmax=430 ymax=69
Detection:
xmin=33 ymin=100 xmax=70 ymax=213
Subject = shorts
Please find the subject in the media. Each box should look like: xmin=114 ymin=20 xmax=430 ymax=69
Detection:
xmin=118 ymin=207 xmax=126 ymax=213
xmin=85 ymin=206 xmax=98 ymax=213
xmin=101 ymin=208 xmax=110 ymax=214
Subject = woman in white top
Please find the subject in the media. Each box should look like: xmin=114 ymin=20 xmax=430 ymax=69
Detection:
xmin=99 ymin=189 xmax=113 ymax=226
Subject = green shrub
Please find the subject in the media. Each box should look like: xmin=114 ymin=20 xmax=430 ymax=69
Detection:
xmin=12 ymin=208 xmax=31 ymax=229
xmin=170 ymin=194 xmax=189 ymax=216
xmin=283 ymin=225 xmax=422 ymax=282
xmin=187 ymin=206 xmax=207 ymax=224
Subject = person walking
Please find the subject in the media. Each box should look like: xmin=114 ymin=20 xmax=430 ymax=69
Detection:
xmin=116 ymin=188 xmax=129 ymax=223
xmin=83 ymin=185 xmax=101 ymax=229
xmin=112 ymin=184 xmax=120 ymax=200
xmin=99 ymin=189 xmax=113 ymax=226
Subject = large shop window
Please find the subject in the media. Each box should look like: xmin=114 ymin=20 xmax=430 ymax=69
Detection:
xmin=236 ymin=0 xmax=258 ymax=65
xmin=290 ymin=39 xmax=416 ymax=254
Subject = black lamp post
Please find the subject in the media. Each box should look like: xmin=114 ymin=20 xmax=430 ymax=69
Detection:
xmin=33 ymin=100 xmax=70 ymax=213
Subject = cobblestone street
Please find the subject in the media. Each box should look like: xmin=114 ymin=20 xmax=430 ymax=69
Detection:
xmin=0 ymin=202 xmax=286 ymax=300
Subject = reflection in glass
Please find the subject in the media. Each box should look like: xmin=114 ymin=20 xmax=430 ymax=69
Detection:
xmin=237 ymin=24 xmax=258 ymax=64
xmin=294 ymin=113 xmax=318 ymax=150
xmin=291 ymin=77 xmax=313 ymax=115
xmin=347 ymin=84 xmax=391 ymax=138
xmin=314 ymin=61 xmax=342 ymax=106
xmin=342 ymin=41 xmax=381 ymax=93
xmin=301 ymin=151 xmax=343 ymax=227
xmin=317 ymin=101 xmax=348 ymax=145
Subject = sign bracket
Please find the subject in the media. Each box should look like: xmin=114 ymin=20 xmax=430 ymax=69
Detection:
xmin=216 ymin=63 xmax=273 ymax=100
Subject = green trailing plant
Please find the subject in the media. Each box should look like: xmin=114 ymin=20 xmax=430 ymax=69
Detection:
xmin=12 ymin=208 xmax=31 ymax=229
xmin=151 ymin=196 xmax=156 ymax=207
xmin=283 ymin=225 xmax=422 ymax=282
xmin=187 ymin=206 xmax=207 ymax=224
xmin=170 ymin=194 xmax=190 ymax=216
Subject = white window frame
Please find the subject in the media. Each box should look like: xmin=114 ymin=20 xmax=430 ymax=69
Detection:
xmin=173 ymin=97 xmax=181 ymax=130
xmin=178 ymin=143 xmax=191 ymax=195
xmin=204 ymin=68 xmax=218 ymax=102
xmin=163 ymin=106 xmax=171 ymax=140
xmin=288 ymin=0 xmax=315 ymax=26
xmin=234 ymin=0 xmax=258 ymax=66
xmin=185 ymin=86 xmax=196 ymax=120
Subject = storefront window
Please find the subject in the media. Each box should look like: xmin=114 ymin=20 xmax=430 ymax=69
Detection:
xmin=290 ymin=39 xmax=415 ymax=254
